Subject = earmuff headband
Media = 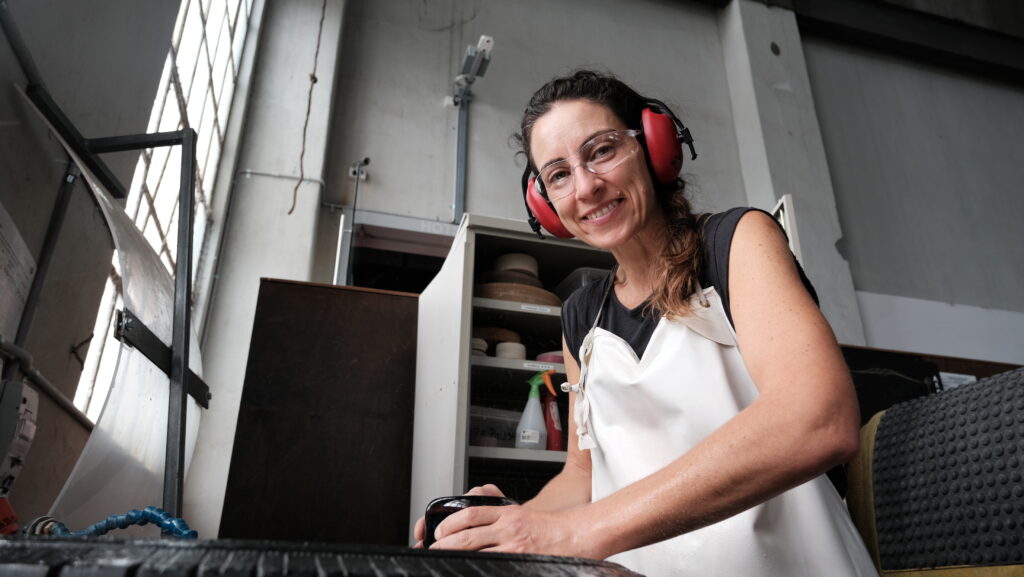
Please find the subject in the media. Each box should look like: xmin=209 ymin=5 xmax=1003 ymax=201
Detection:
xmin=521 ymin=101 xmax=696 ymax=239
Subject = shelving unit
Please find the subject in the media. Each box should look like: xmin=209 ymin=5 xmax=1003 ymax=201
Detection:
xmin=409 ymin=214 xmax=613 ymax=533
xmin=466 ymin=446 xmax=567 ymax=463
xmin=470 ymin=355 xmax=565 ymax=374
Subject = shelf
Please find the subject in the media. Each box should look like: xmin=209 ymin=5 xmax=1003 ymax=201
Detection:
xmin=467 ymin=446 xmax=567 ymax=463
xmin=472 ymin=297 xmax=560 ymax=317
xmin=471 ymin=355 xmax=565 ymax=375
xmin=472 ymin=297 xmax=563 ymax=346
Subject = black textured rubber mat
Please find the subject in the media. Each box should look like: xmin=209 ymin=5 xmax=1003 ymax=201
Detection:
xmin=872 ymin=366 xmax=1024 ymax=569
xmin=0 ymin=536 xmax=641 ymax=576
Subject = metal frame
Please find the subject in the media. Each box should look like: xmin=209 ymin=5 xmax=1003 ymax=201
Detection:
xmin=771 ymin=194 xmax=803 ymax=266
xmin=21 ymin=83 xmax=203 ymax=520
xmin=331 ymin=207 xmax=458 ymax=286
xmin=1 ymin=0 xmax=206 ymax=518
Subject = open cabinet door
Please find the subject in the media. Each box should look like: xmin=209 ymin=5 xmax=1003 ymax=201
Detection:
xmin=408 ymin=217 xmax=474 ymax=539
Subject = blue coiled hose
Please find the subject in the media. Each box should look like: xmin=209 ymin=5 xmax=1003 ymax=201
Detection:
xmin=26 ymin=506 xmax=198 ymax=539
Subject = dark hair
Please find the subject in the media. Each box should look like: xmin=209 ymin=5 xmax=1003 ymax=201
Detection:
xmin=514 ymin=69 xmax=704 ymax=318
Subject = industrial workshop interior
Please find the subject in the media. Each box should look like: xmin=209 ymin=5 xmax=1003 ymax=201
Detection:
xmin=1 ymin=0 xmax=1022 ymax=575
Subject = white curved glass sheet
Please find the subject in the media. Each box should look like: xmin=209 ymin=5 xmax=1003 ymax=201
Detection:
xmin=48 ymin=348 xmax=201 ymax=537
xmin=45 ymin=142 xmax=203 ymax=537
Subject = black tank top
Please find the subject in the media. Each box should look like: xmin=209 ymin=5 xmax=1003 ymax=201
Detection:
xmin=561 ymin=207 xmax=818 ymax=364
xmin=559 ymin=206 xmax=841 ymax=495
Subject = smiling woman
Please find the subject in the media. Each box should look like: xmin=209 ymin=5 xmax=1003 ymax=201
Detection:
xmin=414 ymin=70 xmax=880 ymax=577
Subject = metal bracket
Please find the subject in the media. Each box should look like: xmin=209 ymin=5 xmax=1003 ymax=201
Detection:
xmin=115 ymin=309 xmax=210 ymax=409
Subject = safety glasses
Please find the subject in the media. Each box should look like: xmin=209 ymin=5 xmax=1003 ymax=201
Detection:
xmin=537 ymin=129 xmax=641 ymax=200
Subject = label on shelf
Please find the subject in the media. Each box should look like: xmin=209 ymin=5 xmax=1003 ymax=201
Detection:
xmin=524 ymin=362 xmax=555 ymax=371
xmin=519 ymin=304 xmax=552 ymax=314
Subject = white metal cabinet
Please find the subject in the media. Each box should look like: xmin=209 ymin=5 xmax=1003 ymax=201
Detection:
xmin=409 ymin=214 xmax=613 ymax=536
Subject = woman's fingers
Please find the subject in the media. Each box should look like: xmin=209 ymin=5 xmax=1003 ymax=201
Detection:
xmin=430 ymin=505 xmax=588 ymax=557
xmin=465 ymin=484 xmax=505 ymax=497
xmin=431 ymin=505 xmax=505 ymax=548
xmin=413 ymin=515 xmax=426 ymax=542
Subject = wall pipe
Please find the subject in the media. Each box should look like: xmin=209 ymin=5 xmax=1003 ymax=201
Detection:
xmin=345 ymin=158 xmax=370 ymax=285
xmin=450 ymin=35 xmax=492 ymax=223
xmin=453 ymin=87 xmax=471 ymax=222
xmin=0 ymin=335 xmax=93 ymax=432
xmin=235 ymin=168 xmax=325 ymax=188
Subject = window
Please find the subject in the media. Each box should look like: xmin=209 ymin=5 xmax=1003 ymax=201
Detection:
xmin=74 ymin=0 xmax=253 ymax=418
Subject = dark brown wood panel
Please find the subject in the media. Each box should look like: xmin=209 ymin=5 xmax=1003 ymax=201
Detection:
xmin=220 ymin=280 xmax=418 ymax=545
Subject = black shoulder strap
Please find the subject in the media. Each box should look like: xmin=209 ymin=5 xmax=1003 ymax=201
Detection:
xmin=701 ymin=207 xmax=819 ymax=328
xmin=701 ymin=207 xmax=750 ymax=327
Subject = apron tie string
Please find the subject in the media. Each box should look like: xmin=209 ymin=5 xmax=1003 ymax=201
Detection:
xmin=563 ymin=267 xmax=616 ymax=452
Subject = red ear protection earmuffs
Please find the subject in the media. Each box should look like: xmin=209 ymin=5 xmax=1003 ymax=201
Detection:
xmin=522 ymin=100 xmax=697 ymax=239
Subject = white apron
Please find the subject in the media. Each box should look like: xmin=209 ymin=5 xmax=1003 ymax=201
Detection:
xmin=568 ymin=286 xmax=878 ymax=577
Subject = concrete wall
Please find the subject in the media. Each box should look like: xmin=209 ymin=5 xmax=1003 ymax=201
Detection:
xmin=314 ymin=0 xmax=865 ymax=343
xmin=719 ymin=0 xmax=865 ymax=344
xmin=804 ymin=36 xmax=1024 ymax=364
xmin=0 ymin=0 xmax=178 ymax=521
xmin=319 ymin=0 xmax=746 ymax=231
xmin=184 ymin=0 xmax=345 ymax=538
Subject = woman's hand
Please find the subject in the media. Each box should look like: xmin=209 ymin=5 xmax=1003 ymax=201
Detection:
xmin=412 ymin=484 xmax=507 ymax=547
xmin=430 ymin=501 xmax=597 ymax=557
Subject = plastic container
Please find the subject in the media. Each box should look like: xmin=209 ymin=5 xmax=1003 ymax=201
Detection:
xmin=516 ymin=373 xmax=548 ymax=450
xmin=542 ymin=381 xmax=564 ymax=451
xmin=469 ymin=405 xmax=520 ymax=448
xmin=554 ymin=267 xmax=611 ymax=302
xmin=536 ymin=350 xmax=564 ymax=364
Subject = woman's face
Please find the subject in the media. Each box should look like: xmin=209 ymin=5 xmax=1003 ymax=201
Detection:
xmin=530 ymin=99 xmax=660 ymax=250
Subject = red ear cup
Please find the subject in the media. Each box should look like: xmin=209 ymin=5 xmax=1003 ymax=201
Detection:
xmin=642 ymin=107 xmax=684 ymax=185
xmin=526 ymin=177 xmax=573 ymax=238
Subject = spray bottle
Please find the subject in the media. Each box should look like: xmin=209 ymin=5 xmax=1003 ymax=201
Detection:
xmin=516 ymin=372 xmax=549 ymax=450
xmin=539 ymin=370 xmax=564 ymax=451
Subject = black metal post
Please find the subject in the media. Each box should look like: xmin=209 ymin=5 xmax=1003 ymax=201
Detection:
xmin=88 ymin=132 xmax=188 ymax=154
xmin=1 ymin=162 xmax=79 ymax=383
xmin=164 ymin=128 xmax=196 ymax=520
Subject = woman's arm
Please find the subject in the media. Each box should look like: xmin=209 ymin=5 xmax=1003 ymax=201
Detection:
xmin=561 ymin=209 xmax=861 ymax=557
xmin=431 ymin=210 xmax=860 ymax=558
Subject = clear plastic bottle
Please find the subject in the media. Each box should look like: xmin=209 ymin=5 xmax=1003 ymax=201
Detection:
xmin=515 ymin=374 xmax=547 ymax=450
